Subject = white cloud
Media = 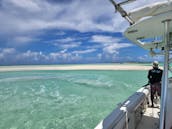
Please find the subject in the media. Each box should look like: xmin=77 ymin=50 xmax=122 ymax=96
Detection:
xmin=97 ymin=53 xmax=102 ymax=60
xmin=0 ymin=47 xmax=162 ymax=65
xmin=103 ymin=43 xmax=131 ymax=54
xmin=0 ymin=48 xmax=85 ymax=64
xmin=49 ymin=51 xmax=82 ymax=63
xmin=0 ymin=48 xmax=17 ymax=64
xmin=20 ymin=50 xmax=81 ymax=64
xmin=0 ymin=0 xmax=166 ymax=64
xmin=13 ymin=36 xmax=39 ymax=44
xmin=91 ymin=35 xmax=132 ymax=54
xmin=138 ymin=54 xmax=163 ymax=62
xmin=92 ymin=35 xmax=120 ymax=44
xmin=60 ymin=42 xmax=81 ymax=49
xmin=49 ymin=52 xmax=68 ymax=61
xmin=51 ymin=37 xmax=83 ymax=49
xmin=0 ymin=48 xmax=16 ymax=59
xmin=72 ymin=49 xmax=96 ymax=54
xmin=0 ymin=48 xmax=16 ymax=54
xmin=55 ymin=31 xmax=66 ymax=36
xmin=0 ymin=0 xmax=165 ymax=44
xmin=55 ymin=37 xmax=75 ymax=43
xmin=7 ymin=0 xmax=41 ymax=12
xmin=0 ymin=0 xmax=165 ymax=35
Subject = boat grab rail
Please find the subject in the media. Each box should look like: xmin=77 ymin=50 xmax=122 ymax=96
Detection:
xmin=95 ymin=86 xmax=149 ymax=129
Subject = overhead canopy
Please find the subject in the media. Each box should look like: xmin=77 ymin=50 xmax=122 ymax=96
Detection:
xmin=129 ymin=1 xmax=172 ymax=23
xmin=125 ymin=1 xmax=172 ymax=51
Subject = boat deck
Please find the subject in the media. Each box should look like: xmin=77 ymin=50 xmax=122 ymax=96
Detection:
xmin=137 ymin=100 xmax=160 ymax=129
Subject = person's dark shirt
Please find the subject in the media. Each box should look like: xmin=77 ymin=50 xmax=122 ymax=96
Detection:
xmin=148 ymin=67 xmax=163 ymax=84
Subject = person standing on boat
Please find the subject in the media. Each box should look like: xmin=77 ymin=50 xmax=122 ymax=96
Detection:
xmin=147 ymin=61 xmax=163 ymax=107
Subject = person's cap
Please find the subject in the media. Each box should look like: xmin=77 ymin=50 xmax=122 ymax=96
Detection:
xmin=152 ymin=61 xmax=159 ymax=67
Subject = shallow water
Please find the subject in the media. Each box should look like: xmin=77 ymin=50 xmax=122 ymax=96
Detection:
xmin=0 ymin=70 xmax=147 ymax=129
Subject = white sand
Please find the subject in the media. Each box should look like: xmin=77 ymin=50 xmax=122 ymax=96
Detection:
xmin=0 ymin=64 xmax=154 ymax=72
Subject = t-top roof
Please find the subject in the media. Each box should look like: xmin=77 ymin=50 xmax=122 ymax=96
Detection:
xmin=124 ymin=1 xmax=172 ymax=51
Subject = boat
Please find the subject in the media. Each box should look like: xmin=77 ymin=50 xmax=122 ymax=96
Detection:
xmin=95 ymin=0 xmax=172 ymax=129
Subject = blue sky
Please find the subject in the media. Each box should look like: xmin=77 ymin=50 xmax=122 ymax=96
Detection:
xmin=0 ymin=0 xmax=164 ymax=65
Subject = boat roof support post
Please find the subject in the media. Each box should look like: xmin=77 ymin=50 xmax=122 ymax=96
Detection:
xmin=160 ymin=19 xmax=171 ymax=129
xmin=109 ymin=0 xmax=135 ymax=25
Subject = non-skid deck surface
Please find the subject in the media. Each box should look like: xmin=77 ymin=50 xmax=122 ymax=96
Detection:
xmin=137 ymin=106 xmax=160 ymax=129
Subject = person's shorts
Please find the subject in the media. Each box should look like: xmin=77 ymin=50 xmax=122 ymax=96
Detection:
xmin=151 ymin=82 xmax=161 ymax=96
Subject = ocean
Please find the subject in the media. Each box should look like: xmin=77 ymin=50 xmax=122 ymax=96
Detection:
xmin=0 ymin=70 xmax=147 ymax=129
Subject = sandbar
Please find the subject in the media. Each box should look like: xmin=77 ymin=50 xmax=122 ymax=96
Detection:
xmin=0 ymin=64 xmax=156 ymax=72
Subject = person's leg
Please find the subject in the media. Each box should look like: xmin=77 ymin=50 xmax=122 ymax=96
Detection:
xmin=157 ymin=82 xmax=161 ymax=97
xmin=151 ymin=85 xmax=155 ymax=107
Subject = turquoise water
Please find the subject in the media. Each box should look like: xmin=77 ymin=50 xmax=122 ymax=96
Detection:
xmin=0 ymin=70 xmax=147 ymax=129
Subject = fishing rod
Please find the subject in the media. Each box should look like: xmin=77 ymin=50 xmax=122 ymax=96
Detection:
xmin=142 ymin=83 xmax=149 ymax=87
xmin=109 ymin=0 xmax=136 ymax=25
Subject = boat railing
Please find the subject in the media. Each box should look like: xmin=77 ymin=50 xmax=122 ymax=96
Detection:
xmin=95 ymin=86 xmax=150 ymax=129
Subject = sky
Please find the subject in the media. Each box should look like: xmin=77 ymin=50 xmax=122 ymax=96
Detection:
xmin=0 ymin=0 xmax=166 ymax=65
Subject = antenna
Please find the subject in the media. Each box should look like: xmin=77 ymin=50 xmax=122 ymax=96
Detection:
xmin=109 ymin=0 xmax=136 ymax=25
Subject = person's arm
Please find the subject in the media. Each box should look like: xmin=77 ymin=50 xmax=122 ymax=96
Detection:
xmin=147 ymin=70 xmax=152 ymax=84
xmin=147 ymin=70 xmax=151 ymax=80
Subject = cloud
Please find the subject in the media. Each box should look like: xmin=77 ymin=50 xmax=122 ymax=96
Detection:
xmin=6 ymin=0 xmax=41 ymax=12
xmin=138 ymin=54 xmax=163 ymax=62
xmin=0 ymin=47 xmax=160 ymax=65
xmin=0 ymin=0 xmax=165 ymax=44
xmin=0 ymin=48 xmax=16 ymax=59
xmin=0 ymin=48 xmax=17 ymax=65
xmin=48 ymin=51 xmax=83 ymax=63
xmin=0 ymin=0 xmax=165 ymax=35
xmin=92 ymin=35 xmax=120 ymax=44
xmin=72 ymin=49 xmax=96 ymax=54
xmin=13 ymin=36 xmax=40 ymax=45
xmin=91 ymin=35 xmax=132 ymax=54
xmin=55 ymin=31 xmax=66 ymax=36
xmin=52 ymin=37 xmax=82 ymax=49
xmin=0 ymin=0 xmax=115 ymax=41
xmin=90 ymin=34 xmax=133 ymax=62
xmin=0 ymin=48 xmax=16 ymax=54
xmin=0 ymin=48 xmax=86 ymax=65
xmin=0 ymin=0 xmax=166 ymax=64
xmin=103 ymin=43 xmax=131 ymax=54
xmin=0 ymin=48 xmax=44 ymax=65
xmin=60 ymin=42 xmax=81 ymax=49
xmin=55 ymin=37 xmax=75 ymax=43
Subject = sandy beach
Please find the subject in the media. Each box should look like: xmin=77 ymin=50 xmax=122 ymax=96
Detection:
xmin=0 ymin=64 xmax=155 ymax=72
